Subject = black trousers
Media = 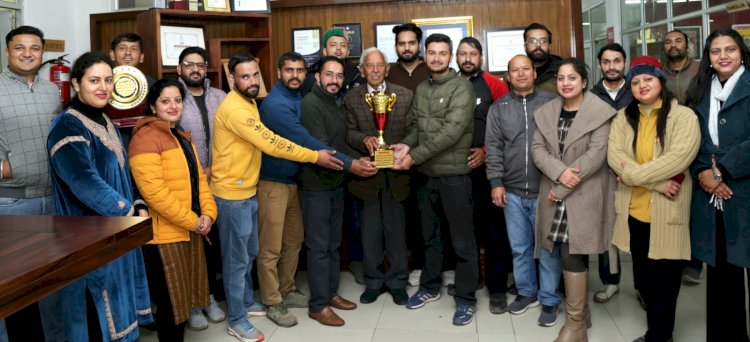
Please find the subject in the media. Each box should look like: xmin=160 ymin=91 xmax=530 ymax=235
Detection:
xmin=471 ymin=167 xmax=511 ymax=294
xmin=301 ymin=187 xmax=344 ymax=312
xmin=417 ymin=175 xmax=478 ymax=305
xmin=629 ymin=216 xmax=683 ymax=342
xmin=707 ymin=211 xmax=750 ymax=342
xmin=361 ymin=186 xmax=408 ymax=290
xmin=143 ymin=244 xmax=186 ymax=341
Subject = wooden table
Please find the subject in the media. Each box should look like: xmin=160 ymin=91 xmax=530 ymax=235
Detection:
xmin=0 ymin=216 xmax=152 ymax=318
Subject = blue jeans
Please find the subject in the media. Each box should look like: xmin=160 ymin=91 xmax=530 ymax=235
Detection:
xmin=503 ymin=192 xmax=561 ymax=306
xmin=215 ymin=196 xmax=260 ymax=326
xmin=0 ymin=195 xmax=63 ymax=341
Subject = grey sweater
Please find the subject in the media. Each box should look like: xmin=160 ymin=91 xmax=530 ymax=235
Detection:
xmin=0 ymin=67 xmax=60 ymax=198
xmin=485 ymin=89 xmax=556 ymax=198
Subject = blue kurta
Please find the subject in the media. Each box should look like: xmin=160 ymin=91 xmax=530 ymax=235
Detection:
xmin=47 ymin=108 xmax=153 ymax=342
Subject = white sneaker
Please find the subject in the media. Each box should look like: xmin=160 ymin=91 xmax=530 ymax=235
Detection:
xmin=187 ymin=308 xmax=208 ymax=330
xmin=408 ymin=269 xmax=422 ymax=287
xmin=204 ymin=294 xmax=226 ymax=322
xmin=593 ymin=284 xmax=620 ymax=303
xmin=442 ymin=270 xmax=455 ymax=287
xmin=247 ymin=302 xmax=266 ymax=317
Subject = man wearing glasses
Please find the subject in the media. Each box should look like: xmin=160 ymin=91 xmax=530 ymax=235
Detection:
xmin=176 ymin=46 xmax=228 ymax=330
xmin=523 ymin=23 xmax=562 ymax=93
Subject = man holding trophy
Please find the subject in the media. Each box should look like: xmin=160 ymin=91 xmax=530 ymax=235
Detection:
xmin=344 ymin=47 xmax=414 ymax=305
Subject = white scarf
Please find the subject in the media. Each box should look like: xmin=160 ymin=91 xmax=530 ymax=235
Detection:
xmin=709 ymin=65 xmax=745 ymax=146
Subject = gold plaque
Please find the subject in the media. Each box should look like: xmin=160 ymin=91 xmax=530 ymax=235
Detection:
xmin=374 ymin=149 xmax=394 ymax=169
xmin=109 ymin=66 xmax=148 ymax=110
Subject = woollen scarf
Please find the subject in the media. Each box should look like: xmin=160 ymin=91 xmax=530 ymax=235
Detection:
xmin=709 ymin=65 xmax=745 ymax=146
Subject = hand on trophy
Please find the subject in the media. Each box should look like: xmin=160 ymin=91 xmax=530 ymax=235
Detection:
xmin=393 ymin=153 xmax=414 ymax=171
xmin=363 ymin=136 xmax=379 ymax=156
xmin=390 ymin=143 xmax=410 ymax=165
xmin=350 ymin=158 xmax=378 ymax=177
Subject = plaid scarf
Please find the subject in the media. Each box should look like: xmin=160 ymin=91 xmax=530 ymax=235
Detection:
xmin=548 ymin=108 xmax=577 ymax=243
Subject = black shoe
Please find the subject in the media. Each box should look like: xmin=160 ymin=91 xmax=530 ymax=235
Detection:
xmin=360 ymin=288 xmax=385 ymax=304
xmin=489 ymin=293 xmax=508 ymax=314
xmin=447 ymin=284 xmax=456 ymax=296
xmin=390 ymin=288 xmax=408 ymax=305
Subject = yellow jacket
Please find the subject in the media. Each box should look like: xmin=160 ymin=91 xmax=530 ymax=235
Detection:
xmin=210 ymin=90 xmax=318 ymax=200
xmin=129 ymin=116 xmax=218 ymax=244
xmin=608 ymin=100 xmax=700 ymax=260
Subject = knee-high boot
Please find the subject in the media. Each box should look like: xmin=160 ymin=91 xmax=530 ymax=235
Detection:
xmin=555 ymin=271 xmax=588 ymax=342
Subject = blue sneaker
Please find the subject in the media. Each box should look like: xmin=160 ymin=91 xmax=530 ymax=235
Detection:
xmin=247 ymin=302 xmax=266 ymax=317
xmin=227 ymin=319 xmax=264 ymax=342
xmin=406 ymin=289 xmax=440 ymax=309
xmin=452 ymin=304 xmax=476 ymax=325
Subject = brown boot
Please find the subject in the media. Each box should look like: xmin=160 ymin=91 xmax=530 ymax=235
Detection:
xmin=555 ymin=271 xmax=588 ymax=342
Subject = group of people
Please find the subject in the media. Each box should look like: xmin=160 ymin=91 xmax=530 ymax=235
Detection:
xmin=0 ymin=17 xmax=748 ymax=342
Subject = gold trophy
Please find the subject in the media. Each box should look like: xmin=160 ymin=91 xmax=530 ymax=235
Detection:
xmin=365 ymin=88 xmax=397 ymax=168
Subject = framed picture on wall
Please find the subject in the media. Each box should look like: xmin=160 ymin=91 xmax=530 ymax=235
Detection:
xmin=292 ymin=27 xmax=322 ymax=69
xmin=160 ymin=25 xmax=206 ymax=66
xmin=374 ymin=22 xmax=401 ymax=65
xmin=230 ymin=0 xmax=270 ymax=13
xmin=334 ymin=23 xmax=362 ymax=57
xmin=412 ymin=16 xmax=473 ymax=71
xmin=485 ymin=28 xmax=526 ymax=72
xmin=204 ymin=0 xmax=231 ymax=12
xmin=674 ymin=26 xmax=702 ymax=60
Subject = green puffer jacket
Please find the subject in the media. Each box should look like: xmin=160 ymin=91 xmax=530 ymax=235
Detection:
xmin=402 ymin=69 xmax=476 ymax=177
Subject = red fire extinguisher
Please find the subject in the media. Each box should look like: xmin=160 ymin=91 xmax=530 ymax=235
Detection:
xmin=42 ymin=54 xmax=71 ymax=106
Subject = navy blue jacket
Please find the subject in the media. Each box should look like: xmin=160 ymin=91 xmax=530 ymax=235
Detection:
xmin=259 ymin=80 xmax=351 ymax=184
xmin=690 ymin=70 xmax=750 ymax=268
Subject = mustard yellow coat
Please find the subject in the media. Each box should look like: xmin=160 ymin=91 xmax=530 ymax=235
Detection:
xmin=129 ymin=116 xmax=218 ymax=244
xmin=607 ymin=99 xmax=700 ymax=260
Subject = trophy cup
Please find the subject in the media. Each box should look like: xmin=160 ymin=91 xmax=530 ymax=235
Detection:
xmin=365 ymin=87 xmax=397 ymax=168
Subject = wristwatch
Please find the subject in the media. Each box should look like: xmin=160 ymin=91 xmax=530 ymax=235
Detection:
xmin=711 ymin=154 xmax=722 ymax=182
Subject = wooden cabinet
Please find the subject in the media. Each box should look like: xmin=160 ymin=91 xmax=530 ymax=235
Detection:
xmin=90 ymin=9 xmax=273 ymax=92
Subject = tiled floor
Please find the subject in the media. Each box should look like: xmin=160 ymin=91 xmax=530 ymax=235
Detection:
xmin=139 ymin=257 xmax=707 ymax=342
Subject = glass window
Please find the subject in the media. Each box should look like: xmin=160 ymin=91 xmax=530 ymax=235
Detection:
xmin=646 ymin=25 xmax=668 ymax=59
xmin=584 ymin=44 xmax=594 ymax=86
xmin=622 ymin=0 xmax=642 ymax=31
xmin=591 ymin=4 xmax=608 ymax=38
xmin=673 ymin=16 xmax=704 ymax=61
xmin=591 ymin=38 xmax=609 ymax=82
xmin=644 ymin=0 xmax=667 ymax=24
xmin=623 ymin=30 xmax=642 ymax=61
xmin=673 ymin=0 xmax=702 ymax=17
xmin=583 ymin=11 xmax=591 ymax=41
xmin=708 ymin=10 xmax=750 ymax=33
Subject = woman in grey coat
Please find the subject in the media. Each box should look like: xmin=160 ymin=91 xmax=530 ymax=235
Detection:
xmin=531 ymin=58 xmax=616 ymax=342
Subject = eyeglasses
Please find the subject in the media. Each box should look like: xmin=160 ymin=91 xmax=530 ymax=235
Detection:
xmin=181 ymin=61 xmax=208 ymax=70
xmin=526 ymin=38 xmax=549 ymax=46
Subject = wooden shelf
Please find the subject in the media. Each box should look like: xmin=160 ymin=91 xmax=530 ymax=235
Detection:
xmin=90 ymin=8 xmax=273 ymax=93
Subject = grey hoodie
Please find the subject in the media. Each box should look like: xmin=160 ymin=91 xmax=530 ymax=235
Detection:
xmin=485 ymin=89 xmax=556 ymax=198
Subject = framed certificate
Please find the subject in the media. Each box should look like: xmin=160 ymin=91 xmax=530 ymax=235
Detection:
xmin=230 ymin=0 xmax=270 ymax=13
xmin=485 ymin=28 xmax=526 ymax=72
xmin=205 ymin=0 xmax=230 ymax=12
xmin=374 ymin=22 xmax=400 ymax=65
xmin=292 ymin=27 xmax=322 ymax=69
xmin=412 ymin=16 xmax=473 ymax=72
xmin=160 ymin=25 xmax=206 ymax=66
xmin=333 ymin=23 xmax=362 ymax=57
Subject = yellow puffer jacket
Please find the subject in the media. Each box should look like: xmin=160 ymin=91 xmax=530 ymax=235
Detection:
xmin=129 ymin=116 xmax=218 ymax=244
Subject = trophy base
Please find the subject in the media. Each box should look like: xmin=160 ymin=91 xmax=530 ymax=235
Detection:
xmin=374 ymin=149 xmax=394 ymax=169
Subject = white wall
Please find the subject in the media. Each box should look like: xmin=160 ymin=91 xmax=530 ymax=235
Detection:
xmin=22 ymin=0 xmax=115 ymax=79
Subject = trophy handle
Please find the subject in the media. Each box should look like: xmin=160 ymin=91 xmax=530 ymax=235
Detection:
xmin=387 ymin=93 xmax=397 ymax=112
xmin=365 ymin=93 xmax=373 ymax=108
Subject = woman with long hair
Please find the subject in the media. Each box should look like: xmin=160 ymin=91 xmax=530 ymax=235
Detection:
xmin=686 ymin=28 xmax=750 ymax=342
xmin=609 ymin=56 xmax=700 ymax=342
xmin=47 ymin=51 xmax=153 ymax=341
xmin=129 ymin=78 xmax=217 ymax=341
xmin=531 ymin=58 xmax=617 ymax=342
